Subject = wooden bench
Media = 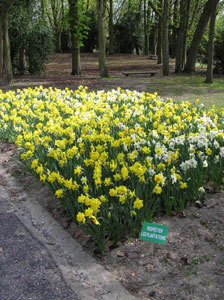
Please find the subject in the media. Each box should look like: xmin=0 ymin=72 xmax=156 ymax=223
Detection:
xmin=123 ymin=71 xmax=158 ymax=77
xmin=147 ymin=55 xmax=157 ymax=60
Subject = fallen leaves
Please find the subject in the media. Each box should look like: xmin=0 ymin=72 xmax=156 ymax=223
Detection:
xmin=116 ymin=250 xmax=128 ymax=257
xmin=205 ymin=181 xmax=216 ymax=193
xmin=74 ymin=229 xmax=88 ymax=239
xmin=0 ymin=175 xmax=7 ymax=186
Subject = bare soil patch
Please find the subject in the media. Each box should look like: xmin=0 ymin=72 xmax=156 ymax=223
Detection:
xmin=1 ymin=53 xmax=175 ymax=93
xmin=1 ymin=142 xmax=224 ymax=300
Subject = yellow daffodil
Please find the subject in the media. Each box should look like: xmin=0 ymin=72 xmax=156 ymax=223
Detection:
xmin=76 ymin=212 xmax=86 ymax=224
xmin=133 ymin=198 xmax=143 ymax=210
xmin=153 ymin=185 xmax=162 ymax=194
xmin=55 ymin=189 xmax=64 ymax=198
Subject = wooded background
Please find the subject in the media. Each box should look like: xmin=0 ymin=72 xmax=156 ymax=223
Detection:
xmin=1 ymin=0 xmax=224 ymax=84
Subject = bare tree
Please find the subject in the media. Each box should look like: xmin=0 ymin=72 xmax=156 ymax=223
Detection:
xmin=69 ymin=0 xmax=81 ymax=75
xmin=0 ymin=0 xmax=14 ymax=84
xmin=144 ymin=0 xmax=151 ymax=56
xmin=157 ymin=0 xmax=162 ymax=64
xmin=184 ymin=0 xmax=219 ymax=74
xmin=175 ymin=0 xmax=191 ymax=73
xmin=109 ymin=0 xmax=114 ymax=54
xmin=45 ymin=0 xmax=65 ymax=53
xmin=170 ymin=0 xmax=179 ymax=58
xmin=97 ymin=0 xmax=109 ymax=77
xmin=205 ymin=0 xmax=220 ymax=83
xmin=162 ymin=0 xmax=169 ymax=76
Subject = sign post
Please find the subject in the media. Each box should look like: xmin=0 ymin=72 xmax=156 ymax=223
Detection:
xmin=140 ymin=222 xmax=169 ymax=255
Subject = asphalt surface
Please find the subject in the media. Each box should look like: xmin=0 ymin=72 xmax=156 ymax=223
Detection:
xmin=0 ymin=191 xmax=79 ymax=300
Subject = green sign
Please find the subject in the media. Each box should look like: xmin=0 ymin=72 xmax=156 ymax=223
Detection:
xmin=140 ymin=222 xmax=169 ymax=245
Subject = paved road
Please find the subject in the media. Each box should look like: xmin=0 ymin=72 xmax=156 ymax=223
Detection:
xmin=0 ymin=190 xmax=80 ymax=300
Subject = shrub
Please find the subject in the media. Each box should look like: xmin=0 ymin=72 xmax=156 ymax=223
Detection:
xmin=9 ymin=2 xmax=53 ymax=75
xmin=214 ymin=27 xmax=224 ymax=74
xmin=26 ymin=20 xmax=53 ymax=75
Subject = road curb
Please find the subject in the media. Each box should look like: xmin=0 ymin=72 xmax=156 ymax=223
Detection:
xmin=0 ymin=155 xmax=137 ymax=300
xmin=14 ymin=196 xmax=137 ymax=300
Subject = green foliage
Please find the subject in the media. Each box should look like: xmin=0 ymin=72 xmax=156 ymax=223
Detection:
xmin=214 ymin=16 xmax=224 ymax=74
xmin=8 ymin=0 xmax=30 ymax=73
xmin=197 ymin=31 xmax=209 ymax=58
xmin=112 ymin=0 xmax=144 ymax=54
xmin=59 ymin=5 xmax=72 ymax=52
xmin=114 ymin=12 xmax=144 ymax=54
xmin=77 ymin=3 xmax=91 ymax=46
xmin=26 ymin=20 xmax=53 ymax=75
xmin=8 ymin=0 xmax=53 ymax=75
xmin=81 ymin=9 xmax=97 ymax=52
xmin=66 ymin=0 xmax=91 ymax=49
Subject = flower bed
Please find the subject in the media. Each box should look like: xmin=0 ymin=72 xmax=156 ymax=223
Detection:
xmin=0 ymin=86 xmax=224 ymax=253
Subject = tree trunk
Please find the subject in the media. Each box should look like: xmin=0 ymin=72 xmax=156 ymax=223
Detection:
xmin=153 ymin=26 xmax=158 ymax=55
xmin=55 ymin=28 xmax=62 ymax=53
xmin=109 ymin=0 xmax=114 ymax=55
xmin=2 ymin=5 xmax=13 ymax=83
xmin=175 ymin=0 xmax=185 ymax=73
xmin=205 ymin=0 xmax=219 ymax=83
xmin=69 ymin=0 xmax=81 ymax=75
xmin=162 ymin=0 xmax=169 ymax=76
xmin=0 ymin=10 xmax=3 ymax=79
xmin=97 ymin=0 xmax=109 ymax=77
xmin=182 ymin=0 xmax=191 ymax=68
xmin=170 ymin=0 xmax=178 ymax=58
xmin=147 ymin=0 xmax=151 ymax=55
xmin=134 ymin=0 xmax=142 ymax=55
xmin=156 ymin=0 xmax=162 ymax=64
xmin=175 ymin=0 xmax=190 ymax=73
xmin=188 ymin=0 xmax=199 ymax=31
xmin=144 ymin=0 xmax=150 ymax=56
xmin=40 ymin=0 xmax=46 ymax=17
xmin=144 ymin=0 xmax=147 ymax=55
xmin=182 ymin=36 xmax=188 ymax=70
xmin=18 ymin=47 xmax=25 ymax=75
xmin=0 ymin=1 xmax=13 ymax=84
xmin=184 ymin=0 xmax=218 ymax=74
xmin=181 ymin=0 xmax=191 ymax=68
xmin=48 ymin=0 xmax=64 ymax=54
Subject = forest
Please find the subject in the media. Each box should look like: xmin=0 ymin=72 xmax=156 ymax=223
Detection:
xmin=0 ymin=0 xmax=224 ymax=85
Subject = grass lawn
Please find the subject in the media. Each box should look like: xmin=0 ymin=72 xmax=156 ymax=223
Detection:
xmin=3 ymin=53 xmax=224 ymax=110
xmin=146 ymin=75 xmax=224 ymax=109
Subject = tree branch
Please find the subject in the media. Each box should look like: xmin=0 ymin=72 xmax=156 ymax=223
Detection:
xmin=148 ymin=0 xmax=162 ymax=18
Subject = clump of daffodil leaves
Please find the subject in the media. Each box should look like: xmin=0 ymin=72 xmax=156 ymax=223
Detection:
xmin=0 ymin=86 xmax=223 ymax=253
